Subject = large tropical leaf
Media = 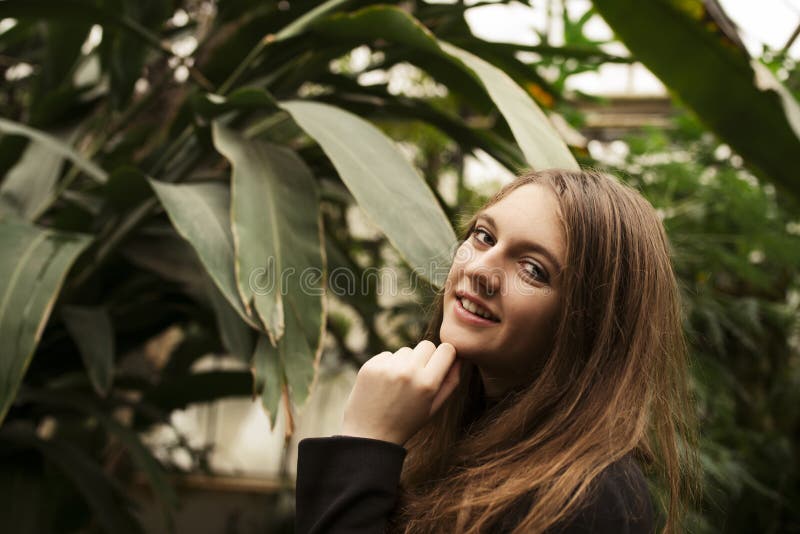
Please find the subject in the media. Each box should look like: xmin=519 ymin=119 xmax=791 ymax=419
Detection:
xmin=281 ymin=99 xmax=457 ymax=288
xmin=148 ymin=180 xmax=259 ymax=331
xmin=0 ymin=220 xmax=91 ymax=424
xmin=212 ymin=124 xmax=326 ymax=414
xmin=213 ymin=123 xmax=323 ymax=352
xmin=592 ymin=0 xmax=800 ymax=200
xmin=308 ymin=6 xmax=579 ymax=171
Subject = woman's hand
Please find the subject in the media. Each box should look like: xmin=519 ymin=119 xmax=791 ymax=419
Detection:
xmin=340 ymin=340 xmax=462 ymax=447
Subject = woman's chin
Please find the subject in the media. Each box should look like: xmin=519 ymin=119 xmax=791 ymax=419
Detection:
xmin=440 ymin=323 xmax=484 ymax=360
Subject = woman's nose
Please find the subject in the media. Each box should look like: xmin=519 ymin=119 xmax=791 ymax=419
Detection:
xmin=464 ymin=249 xmax=503 ymax=296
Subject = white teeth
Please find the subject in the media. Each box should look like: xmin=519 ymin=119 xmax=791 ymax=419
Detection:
xmin=460 ymin=297 xmax=496 ymax=321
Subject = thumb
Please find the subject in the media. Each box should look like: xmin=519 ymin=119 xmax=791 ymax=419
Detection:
xmin=429 ymin=358 xmax=462 ymax=416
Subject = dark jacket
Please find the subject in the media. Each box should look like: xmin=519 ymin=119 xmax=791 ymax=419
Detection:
xmin=295 ymin=434 xmax=655 ymax=534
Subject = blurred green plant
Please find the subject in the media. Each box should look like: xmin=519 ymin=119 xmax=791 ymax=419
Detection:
xmin=601 ymin=107 xmax=800 ymax=532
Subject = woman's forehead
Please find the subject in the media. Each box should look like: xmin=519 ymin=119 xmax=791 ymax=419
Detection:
xmin=479 ymin=184 xmax=566 ymax=267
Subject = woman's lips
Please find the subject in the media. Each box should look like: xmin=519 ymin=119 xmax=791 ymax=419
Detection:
xmin=454 ymin=297 xmax=500 ymax=326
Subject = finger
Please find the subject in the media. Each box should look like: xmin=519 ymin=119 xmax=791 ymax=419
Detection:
xmin=363 ymin=350 xmax=392 ymax=371
xmin=392 ymin=346 xmax=414 ymax=366
xmin=429 ymin=358 xmax=462 ymax=416
xmin=410 ymin=339 xmax=437 ymax=368
xmin=421 ymin=342 xmax=457 ymax=384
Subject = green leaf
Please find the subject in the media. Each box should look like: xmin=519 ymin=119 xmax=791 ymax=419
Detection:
xmin=252 ymin=334 xmax=282 ymax=430
xmin=440 ymin=41 xmax=579 ymax=171
xmin=309 ymin=6 xmax=578 ymax=171
xmin=277 ymin=290 xmax=325 ymax=412
xmin=0 ymin=137 xmax=65 ymax=220
xmin=61 ymin=305 xmax=114 ymax=397
xmin=281 ymin=100 xmax=457 ymax=288
xmin=211 ymin=123 xmax=325 ymax=355
xmin=0 ymin=118 xmax=107 ymax=184
xmin=592 ymin=0 xmax=800 ymax=200
xmin=212 ymin=124 xmax=326 ymax=411
xmin=750 ymin=59 xmax=800 ymax=141
xmin=148 ymin=179 xmax=259 ymax=331
xmin=311 ymin=72 xmax=526 ymax=170
xmin=206 ymin=274 xmax=255 ymax=363
xmin=0 ymin=220 xmax=91 ymax=424
xmin=313 ymin=9 xmax=490 ymax=109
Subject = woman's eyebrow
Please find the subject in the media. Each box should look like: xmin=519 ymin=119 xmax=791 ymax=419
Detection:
xmin=476 ymin=213 xmax=563 ymax=274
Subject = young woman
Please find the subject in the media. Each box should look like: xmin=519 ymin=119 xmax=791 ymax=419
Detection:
xmin=296 ymin=168 xmax=702 ymax=534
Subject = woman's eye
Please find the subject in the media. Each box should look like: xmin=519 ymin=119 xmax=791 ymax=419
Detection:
xmin=471 ymin=227 xmax=494 ymax=245
xmin=522 ymin=261 xmax=548 ymax=283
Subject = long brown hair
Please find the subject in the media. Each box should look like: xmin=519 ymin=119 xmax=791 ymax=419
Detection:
xmin=387 ymin=168 xmax=702 ymax=533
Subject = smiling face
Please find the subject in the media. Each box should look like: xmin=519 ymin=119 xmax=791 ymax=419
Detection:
xmin=440 ymin=183 xmax=566 ymax=398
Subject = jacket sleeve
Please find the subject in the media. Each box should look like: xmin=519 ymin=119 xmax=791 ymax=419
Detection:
xmin=295 ymin=435 xmax=407 ymax=534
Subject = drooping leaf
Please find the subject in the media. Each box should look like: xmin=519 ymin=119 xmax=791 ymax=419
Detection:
xmin=252 ymin=334 xmax=282 ymax=431
xmin=308 ymin=6 xmax=578 ymax=171
xmin=148 ymin=179 xmax=259 ymax=331
xmin=0 ymin=118 xmax=107 ymax=184
xmin=0 ymin=220 xmax=91 ymax=424
xmin=212 ymin=123 xmax=325 ymax=355
xmin=212 ymin=124 xmax=326 ymax=413
xmin=281 ymin=100 xmax=457 ymax=288
xmin=440 ymin=41 xmax=579 ymax=170
xmin=311 ymin=72 xmax=526 ymax=170
xmin=592 ymin=0 xmax=800 ymax=200
xmin=61 ymin=305 xmax=115 ymax=397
